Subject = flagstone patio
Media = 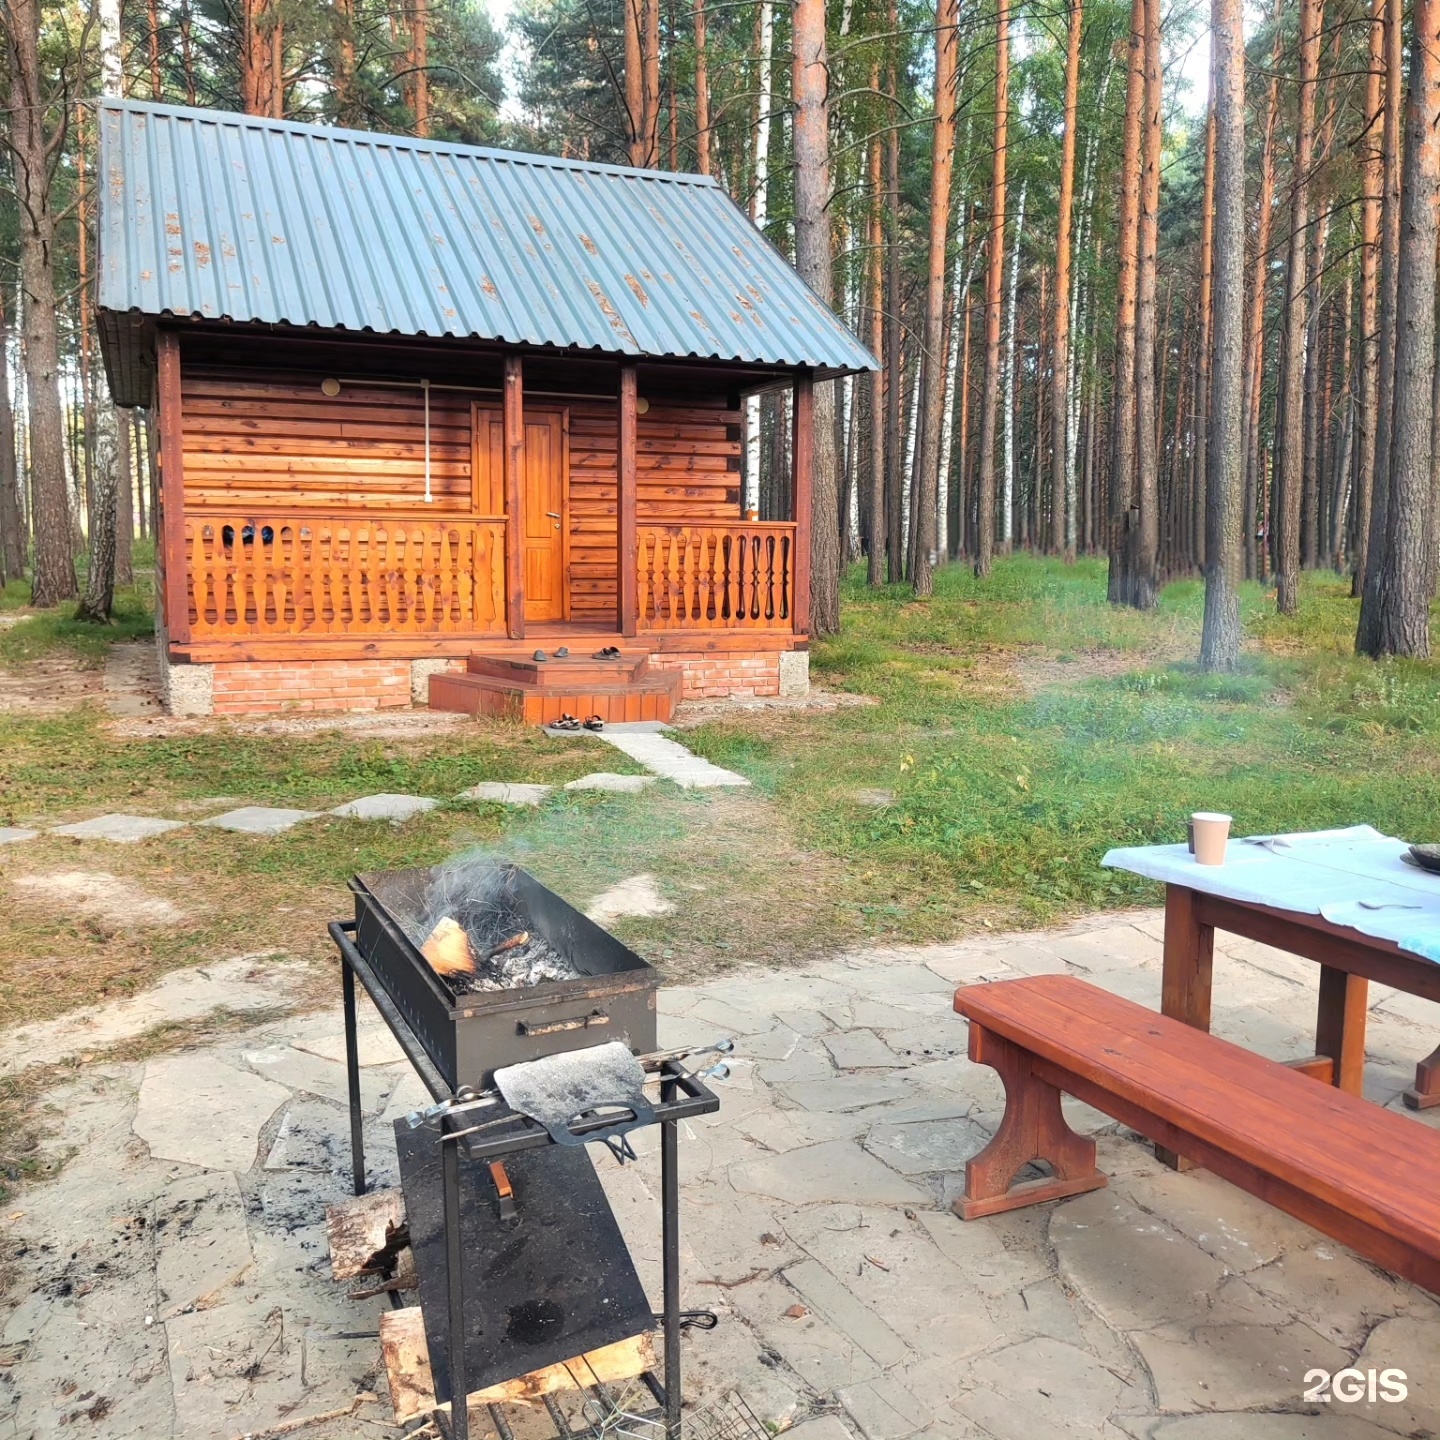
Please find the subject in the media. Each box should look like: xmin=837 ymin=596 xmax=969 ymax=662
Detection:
xmin=2 ymin=912 xmax=1438 ymax=1440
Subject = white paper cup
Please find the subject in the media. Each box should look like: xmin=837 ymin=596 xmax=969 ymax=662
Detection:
xmin=1192 ymin=812 xmax=1232 ymax=866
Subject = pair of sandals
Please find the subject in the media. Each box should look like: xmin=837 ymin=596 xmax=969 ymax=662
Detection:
xmin=593 ymin=646 xmax=622 ymax=659
xmin=532 ymin=647 xmax=570 ymax=661
xmin=554 ymin=713 xmax=604 ymax=732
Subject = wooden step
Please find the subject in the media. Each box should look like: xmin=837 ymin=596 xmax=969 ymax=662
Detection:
xmin=466 ymin=651 xmax=650 ymax=686
xmin=429 ymin=667 xmax=680 ymax=725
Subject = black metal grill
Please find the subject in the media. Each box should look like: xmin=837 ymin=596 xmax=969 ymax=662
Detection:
xmin=350 ymin=862 xmax=660 ymax=1091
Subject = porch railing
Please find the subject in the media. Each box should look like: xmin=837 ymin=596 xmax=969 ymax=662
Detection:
xmin=184 ymin=512 xmax=507 ymax=638
xmin=637 ymin=522 xmax=796 ymax=630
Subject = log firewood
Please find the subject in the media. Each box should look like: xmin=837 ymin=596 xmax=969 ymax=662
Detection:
xmin=421 ymin=916 xmax=475 ymax=976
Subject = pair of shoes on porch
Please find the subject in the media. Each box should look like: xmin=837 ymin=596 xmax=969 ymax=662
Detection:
xmin=554 ymin=713 xmax=604 ymax=732
xmin=593 ymin=646 xmax=621 ymax=660
xmin=533 ymin=648 xmax=572 ymax=662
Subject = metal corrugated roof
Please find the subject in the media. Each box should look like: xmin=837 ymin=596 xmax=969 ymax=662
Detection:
xmin=96 ymin=99 xmax=876 ymax=404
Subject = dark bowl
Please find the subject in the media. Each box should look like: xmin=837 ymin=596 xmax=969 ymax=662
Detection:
xmin=1407 ymin=844 xmax=1440 ymax=874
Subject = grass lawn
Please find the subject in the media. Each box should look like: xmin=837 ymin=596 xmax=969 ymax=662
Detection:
xmin=4 ymin=552 xmax=1439 ymax=1035
xmin=683 ymin=556 xmax=1440 ymax=939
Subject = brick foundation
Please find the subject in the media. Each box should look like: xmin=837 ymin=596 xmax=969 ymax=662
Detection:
xmin=646 ymin=650 xmax=783 ymax=700
xmin=210 ymin=658 xmax=412 ymax=715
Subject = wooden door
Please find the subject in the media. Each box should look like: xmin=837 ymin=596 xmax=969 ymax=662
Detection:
xmin=473 ymin=405 xmax=567 ymax=624
xmin=522 ymin=412 xmax=566 ymax=621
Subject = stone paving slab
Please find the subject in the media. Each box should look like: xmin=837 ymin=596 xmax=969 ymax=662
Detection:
xmin=0 ymin=826 xmax=38 ymax=844
xmin=564 ymin=771 xmax=657 ymax=792
xmin=50 ymin=812 xmax=187 ymax=842
xmin=198 ymin=804 xmax=322 ymax=834
xmin=133 ymin=1052 xmax=290 ymax=1170
xmin=457 ymin=780 xmax=554 ymax=804
xmin=597 ymin=729 xmax=751 ymax=787
xmin=330 ymin=791 xmax=438 ymax=821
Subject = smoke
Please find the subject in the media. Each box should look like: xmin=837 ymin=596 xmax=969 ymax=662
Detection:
xmin=402 ymin=851 xmax=581 ymax=994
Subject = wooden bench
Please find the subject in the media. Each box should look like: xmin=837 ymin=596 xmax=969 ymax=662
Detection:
xmin=952 ymin=974 xmax=1440 ymax=1295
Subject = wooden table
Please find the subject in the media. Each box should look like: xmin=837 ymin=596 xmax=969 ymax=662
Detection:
xmin=1161 ymin=884 xmax=1440 ymax=1118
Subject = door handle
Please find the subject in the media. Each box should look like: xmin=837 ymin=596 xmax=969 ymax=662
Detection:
xmin=546 ymin=512 xmax=561 ymax=519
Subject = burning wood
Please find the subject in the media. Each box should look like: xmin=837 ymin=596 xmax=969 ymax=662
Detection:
xmin=421 ymin=917 xmax=475 ymax=977
xmin=484 ymin=931 xmax=529 ymax=961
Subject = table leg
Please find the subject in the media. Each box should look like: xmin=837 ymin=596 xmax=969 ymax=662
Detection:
xmin=1157 ymin=886 xmax=1214 ymax=1171
xmin=1404 ymin=1043 xmax=1440 ymax=1110
xmin=1314 ymin=965 xmax=1368 ymax=1096
xmin=342 ymin=961 xmax=366 ymax=1197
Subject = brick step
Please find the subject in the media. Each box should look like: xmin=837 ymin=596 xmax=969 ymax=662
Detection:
xmin=466 ymin=651 xmax=650 ymax=686
xmin=428 ymin=669 xmax=680 ymax=725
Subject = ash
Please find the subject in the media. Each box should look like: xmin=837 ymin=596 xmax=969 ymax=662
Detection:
xmin=410 ymin=854 xmax=582 ymax=993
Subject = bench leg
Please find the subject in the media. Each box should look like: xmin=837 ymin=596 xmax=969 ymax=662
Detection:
xmin=1404 ymin=1042 xmax=1440 ymax=1110
xmin=953 ymin=1024 xmax=1108 ymax=1221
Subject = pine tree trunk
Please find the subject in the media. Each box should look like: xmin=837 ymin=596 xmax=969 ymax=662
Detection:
xmin=911 ymin=0 xmax=959 ymax=597
xmin=147 ymin=0 xmax=163 ymax=97
xmin=1273 ymin=0 xmax=1322 ymax=615
xmin=884 ymin=4 xmax=905 ymax=581
xmin=1108 ymin=0 xmax=1145 ymax=603
xmin=1242 ymin=4 xmax=1282 ymax=582
xmin=1129 ymin=0 xmax=1162 ymax=608
xmin=643 ymin=0 xmax=662 ymax=165
xmin=625 ymin=0 xmax=644 ymax=163
xmin=412 ymin=0 xmax=430 ymax=136
xmin=6 ymin=0 xmax=75 ymax=606
xmin=1357 ymin=0 xmax=1403 ymax=648
xmin=116 ymin=410 xmax=134 ymax=587
xmin=1359 ymin=0 xmax=1440 ymax=658
xmin=693 ymin=0 xmax=710 ymax=174
xmin=1049 ymin=0 xmax=1082 ymax=559
xmin=1200 ymin=0 xmax=1246 ymax=668
xmin=1353 ymin=0 xmax=1385 ymax=596
xmin=792 ymin=0 xmax=841 ymax=634
xmin=1192 ymin=102 xmax=1215 ymax=573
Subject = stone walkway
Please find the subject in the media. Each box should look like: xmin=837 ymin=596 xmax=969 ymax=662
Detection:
xmin=3 ymin=912 xmax=1439 ymax=1440
xmin=3 ymin=728 xmax=740 ymax=845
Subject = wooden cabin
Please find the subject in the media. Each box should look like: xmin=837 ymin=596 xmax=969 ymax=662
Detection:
xmin=95 ymin=100 xmax=876 ymax=720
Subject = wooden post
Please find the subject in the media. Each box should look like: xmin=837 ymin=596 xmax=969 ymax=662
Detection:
xmin=503 ymin=355 xmax=525 ymax=639
xmin=792 ymin=371 xmax=814 ymax=635
xmin=619 ymin=364 xmax=638 ymax=637
xmin=155 ymin=331 xmax=191 ymax=647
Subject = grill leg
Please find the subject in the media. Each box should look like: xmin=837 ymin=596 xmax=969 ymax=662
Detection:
xmin=444 ymin=1133 xmax=469 ymax=1440
xmin=661 ymin=1074 xmax=681 ymax=1440
xmin=342 ymin=961 xmax=366 ymax=1197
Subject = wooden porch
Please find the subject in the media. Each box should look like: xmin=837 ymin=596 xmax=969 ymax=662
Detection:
xmin=159 ymin=337 xmax=814 ymax=663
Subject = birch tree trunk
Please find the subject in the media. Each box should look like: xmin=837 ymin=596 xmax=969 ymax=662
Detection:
xmin=4 ymin=0 xmax=76 ymax=606
xmin=1200 ymin=0 xmax=1245 ymax=669
xmin=912 ymin=0 xmax=960 ymax=597
xmin=1358 ymin=0 xmax=1440 ymax=658
xmin=744 ymin=0 xmax=774 ymax=514
xmin=0 ymin=282 xmax=22 ymax=586
xmin=866 ymin=121 xmax=886 ymax=584
xmin=792 ymin=0 xmax=841 ymax=634
xmin=79 ymin=0 xmax=125 ymax=625
xmin=1050 ymin=0 xmax=1082 ymax=558
xmin=1002 ymin=183 xmax=1026 ymax=552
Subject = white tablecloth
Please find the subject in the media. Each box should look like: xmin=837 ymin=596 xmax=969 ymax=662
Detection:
xmin=1102 ymin=826 xmax=1440 ymax=964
